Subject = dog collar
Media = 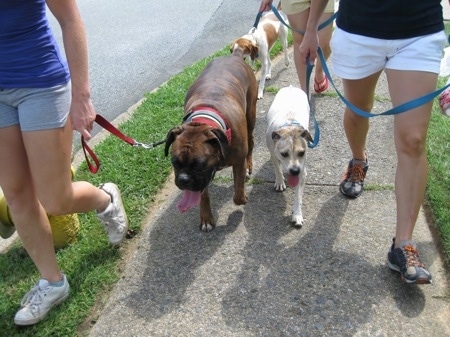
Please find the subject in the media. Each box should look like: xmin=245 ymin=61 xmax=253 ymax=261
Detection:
xmin=183 ymin=106 xmax=232 ymax=144
xmin=280 ymin=120 xmax=302 ymax=128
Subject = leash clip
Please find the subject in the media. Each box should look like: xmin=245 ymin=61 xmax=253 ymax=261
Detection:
xmin=133 ymin=141 xmax=153 ymax=149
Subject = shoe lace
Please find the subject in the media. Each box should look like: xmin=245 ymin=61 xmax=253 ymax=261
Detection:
xmin=403 ymin=244 xmax=425 ymax=268
xmin=20 ymin=284 xmax=44 ymax=308
xmin=342 ymin=163 xmax=366 ymax=183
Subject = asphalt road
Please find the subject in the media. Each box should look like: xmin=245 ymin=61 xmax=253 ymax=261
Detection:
xmin=48 ymin=0 xmax=260 ymax=141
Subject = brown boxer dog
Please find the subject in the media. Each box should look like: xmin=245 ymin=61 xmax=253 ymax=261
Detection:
xmin=165 ymin=48 xmax=257 ymax=232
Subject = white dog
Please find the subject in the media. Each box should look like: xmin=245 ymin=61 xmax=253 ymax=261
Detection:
xmin=230 ymin=6 xmax=289 ymax=99
xmin=266 ymin=86 xmax=313 ymax=227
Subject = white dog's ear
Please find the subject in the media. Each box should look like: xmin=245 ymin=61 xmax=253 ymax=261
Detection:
xmin=271 ymin=130 xmax=281 ymax=141
xmin=300 ymin=129 xmax=313 ymax=143
xmin=249 ymin=44 xmax=259 ymax=61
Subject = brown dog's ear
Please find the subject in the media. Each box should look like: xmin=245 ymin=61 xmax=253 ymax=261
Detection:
xmin=300 ymin=129 xmax=313 ymax=144
xmin=164 ymin=126 xmax=183 ymax=157
xmin=249 ymin=42 xmax=258 ymax=61
xmin=209 ymin=129 xmax=229 ymax=161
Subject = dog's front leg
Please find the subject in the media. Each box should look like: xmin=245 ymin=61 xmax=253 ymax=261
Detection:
xmin=232 ymin=163 xmax=248 ymax=205
xmin=271 ymin=155 xmax=286 ymax=192
xmin=199 ymin=189 xmax=215 ymax=232
xmin=258 ymin=51 xmax=270 ymax=99
xmin=292 ymin=169 xmax=306 ymax=227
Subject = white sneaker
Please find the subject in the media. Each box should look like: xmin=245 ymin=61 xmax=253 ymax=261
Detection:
xmin=14 ymin=273 xmax=70 ymax=326
xmin=96 ymin=183 xmax=128 ymax=245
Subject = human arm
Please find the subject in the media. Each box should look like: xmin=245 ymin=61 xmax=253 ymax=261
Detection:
xmin=259 ymin=0 xmax=274 ymax=12
xmin=298 ymin=0 xmax=330 ymax=66
xmin=46 ymin=0 xmax=95 ymax=140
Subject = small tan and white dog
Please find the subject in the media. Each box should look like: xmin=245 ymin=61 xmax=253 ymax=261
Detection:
xmin=230 ymin=5 xmax=289 ymax=99
xmin=266 ymin=86 xmax=313 ymax=227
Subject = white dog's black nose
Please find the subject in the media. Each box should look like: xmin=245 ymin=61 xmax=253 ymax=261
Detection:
xmin=289 ymin=167 xmax=300 ymax=176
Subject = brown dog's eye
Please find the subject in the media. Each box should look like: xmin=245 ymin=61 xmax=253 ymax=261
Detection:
xmin=281 ymin=152 xmax=289 ymax=158
xmin=297 ymin=151 xmax=305 ymax=158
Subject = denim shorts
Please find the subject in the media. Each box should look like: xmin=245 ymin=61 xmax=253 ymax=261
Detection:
xmin=330 ymin=28 xmax=447 ymax=80
xmin=0 ymin=82 xmax=71 ymax=131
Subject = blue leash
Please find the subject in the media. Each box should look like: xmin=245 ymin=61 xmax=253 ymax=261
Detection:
xmin=252 ymin=11 xmax=263 ymax=29
xmin=263 ymin=4 xmax=450 ymax=145
xmin=317 ymin=47 xmax=450 ymax=117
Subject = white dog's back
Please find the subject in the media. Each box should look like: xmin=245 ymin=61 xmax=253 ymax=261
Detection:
xmin=267 ymin=86 xmax=310 ymax=130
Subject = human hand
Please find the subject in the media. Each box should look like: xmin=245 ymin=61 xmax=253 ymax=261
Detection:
xmin=69 ymin=96 xmax=96 ymax=140
xmin=259 ymin=0 xmax=273 ymax=12
xmin=299 ymin=31 xmax=320 ymax=66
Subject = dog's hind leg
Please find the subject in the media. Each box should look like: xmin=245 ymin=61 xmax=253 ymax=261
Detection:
xmin=279 ymin=25 xmax=289 ymax=67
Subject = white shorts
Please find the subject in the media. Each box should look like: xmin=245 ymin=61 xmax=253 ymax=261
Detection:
xmin=330 ymin=28 xmax=447 ymax=80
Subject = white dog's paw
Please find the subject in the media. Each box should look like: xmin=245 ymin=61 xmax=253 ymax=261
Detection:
xmin=265 ymin=74 xmax=272 ymax=80
xmin=274 ymin=180 xmax=286 ymax=192
xmin=291 ymin=213 xmax=304 ymax=228
xmin=257 ymin=93 xmax=264 ymax=100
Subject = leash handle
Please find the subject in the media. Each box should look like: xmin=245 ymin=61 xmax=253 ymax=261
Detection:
xmin=81 ymin=114 xmax=138 ymax=174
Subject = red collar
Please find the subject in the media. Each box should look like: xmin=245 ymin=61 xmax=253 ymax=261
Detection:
xmin=183 ymin=106 xmax=232 ymax=144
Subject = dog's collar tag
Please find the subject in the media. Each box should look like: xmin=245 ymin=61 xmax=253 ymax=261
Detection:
xmin=184 ymin=107 xmax=232 ymax=144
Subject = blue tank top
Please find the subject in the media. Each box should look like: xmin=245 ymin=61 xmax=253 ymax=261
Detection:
xmin=336 ymin=0 xmax=444 ymax=39
xmin=0 ymin=0 xmax=70 ymax=88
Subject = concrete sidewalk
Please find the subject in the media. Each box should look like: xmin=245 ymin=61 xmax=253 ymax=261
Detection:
xmin=88 ymin=48 xmax=449 ymax=336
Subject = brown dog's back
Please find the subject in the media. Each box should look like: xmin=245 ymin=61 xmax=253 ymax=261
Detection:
xmin=185 ymin=52 xmax=257 ymax=119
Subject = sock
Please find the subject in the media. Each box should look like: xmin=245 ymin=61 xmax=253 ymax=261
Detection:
xmin=353 ymin=158 xmax=367 ymax=166
xmin=49 ymin=275 xmax=64 ymax=287
xmin=396 ymin=240 xmax=415 ymax=249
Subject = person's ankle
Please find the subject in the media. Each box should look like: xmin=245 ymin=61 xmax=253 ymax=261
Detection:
xmin=395 ymin=239 xmax=414 ymax=249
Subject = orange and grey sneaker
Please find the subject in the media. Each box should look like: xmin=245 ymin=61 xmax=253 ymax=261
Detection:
xmin=339 ymin=157 xmax=369 ymax=198
xmin=387 ymin=238 xmax=432 ymax=284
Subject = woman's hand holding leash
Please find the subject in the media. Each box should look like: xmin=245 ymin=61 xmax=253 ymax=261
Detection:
xmin=70 ymin=95 xmax=96 ymax=140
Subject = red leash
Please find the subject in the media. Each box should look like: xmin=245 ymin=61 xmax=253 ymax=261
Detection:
xmin=81 ymin=114 xmax=165 ymax=173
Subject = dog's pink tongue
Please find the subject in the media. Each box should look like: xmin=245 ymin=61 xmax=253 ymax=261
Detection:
xmin=177 ymin=190 xmax=201 ymax=213
xmin=287 ymin=174 xmax=300 ymax=188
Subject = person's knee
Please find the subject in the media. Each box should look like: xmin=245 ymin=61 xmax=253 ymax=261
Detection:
xmin=40 ymin=194 xmax=73 ymax=216
xmin=397 ymin=133 xmax=426 ymax=157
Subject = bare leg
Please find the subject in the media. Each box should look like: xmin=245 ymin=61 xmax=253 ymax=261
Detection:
xmin=0 ymin=122 xmax=111 ymax=283
xmin=341 ymin=71 xmax=382 ymax=161
xmin=286 ymin=11 xmax=309 ymax=91
xmin=313 ymin=13 xmax=333 ymax=85
xmin=386 ymin=69 xmax=436 ymax=247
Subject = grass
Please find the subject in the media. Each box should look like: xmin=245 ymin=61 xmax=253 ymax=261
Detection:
xmin=426 ymin=78 xmax=450 ymax=262
xmin=0 ymin=30 xmax=449 ymax=336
